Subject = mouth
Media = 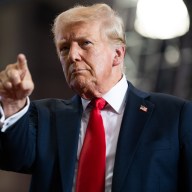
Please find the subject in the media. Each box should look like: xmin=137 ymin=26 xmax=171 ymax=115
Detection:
xmin=71 ymin=68 xmax=88 ymax=75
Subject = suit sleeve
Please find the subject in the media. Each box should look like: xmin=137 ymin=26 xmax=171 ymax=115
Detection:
xmin=0 ymin=103 xmax=37 ymax=174
xmin=179 ymin=101 xmax=192 ymax=191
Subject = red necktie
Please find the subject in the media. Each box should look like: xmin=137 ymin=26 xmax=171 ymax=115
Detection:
xmin=76 ymin=98 xmax=106 ymax=192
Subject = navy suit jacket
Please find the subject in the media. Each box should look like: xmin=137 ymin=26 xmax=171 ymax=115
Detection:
xmin=0 ymin=82 xmax=192 ymax=192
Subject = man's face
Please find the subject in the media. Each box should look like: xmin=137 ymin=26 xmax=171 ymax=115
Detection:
xmin=55 ymin=21 xmax=123 ymax=99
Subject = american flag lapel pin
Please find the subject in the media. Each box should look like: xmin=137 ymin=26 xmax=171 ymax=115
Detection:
xmin=140 ymin=105 xmax=148 ymax=112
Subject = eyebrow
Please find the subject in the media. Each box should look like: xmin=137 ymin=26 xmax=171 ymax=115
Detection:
xmin=57 ymin=34 xmax=97 ymax=46
xmin=57 ymin=40 xmax=67 ymax=49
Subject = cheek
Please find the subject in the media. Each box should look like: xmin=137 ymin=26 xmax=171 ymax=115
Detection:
xmin=60 ymin=60 xmax=69 ymax=81
xmin=95 ymin=52 xmax=114 ymax=74
xmin=93 ymin=60 xmax=112 ymax=82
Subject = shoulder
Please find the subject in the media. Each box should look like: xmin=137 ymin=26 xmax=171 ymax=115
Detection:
xmin=148 ymin=92 xmax=192 ymax=116
xmin=128 ymin=81 xmax=190 ymax=109
xmin=149 ymin=92 xmax=186 ymax=105
xmin=30 ymin=95 xmax=82 ymax=112
xmin=32 ymin=98 xmax=69 ymax=106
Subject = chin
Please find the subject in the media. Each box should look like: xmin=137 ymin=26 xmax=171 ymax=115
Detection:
xmin=70 ymin=76 xmax=99 ymax=95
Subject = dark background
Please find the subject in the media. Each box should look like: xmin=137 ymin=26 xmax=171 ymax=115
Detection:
xmin=0 ymin=0 xmax=191 ymax=191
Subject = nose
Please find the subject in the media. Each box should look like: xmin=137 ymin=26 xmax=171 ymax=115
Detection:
xmin=68 ymin=43 xmax=81 ymax=63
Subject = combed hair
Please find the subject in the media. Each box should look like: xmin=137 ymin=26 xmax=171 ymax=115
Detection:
xmin=52 ymin=3 xmax=126 ymax=46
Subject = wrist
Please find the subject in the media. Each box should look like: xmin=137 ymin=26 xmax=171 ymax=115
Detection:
xmin=1 ymin=98 xmax=27 ymax=118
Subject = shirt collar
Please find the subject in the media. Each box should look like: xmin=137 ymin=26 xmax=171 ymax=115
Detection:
xmin=81 ymin=75 xmax=128 ymax=114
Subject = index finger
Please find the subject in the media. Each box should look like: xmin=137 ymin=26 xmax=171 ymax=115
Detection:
xmin=16 ymin=53 xmax=28 ymax=80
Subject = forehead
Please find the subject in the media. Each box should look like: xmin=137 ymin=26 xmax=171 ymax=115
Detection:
xmin=55 ymin=21 xmax=103 ymax=42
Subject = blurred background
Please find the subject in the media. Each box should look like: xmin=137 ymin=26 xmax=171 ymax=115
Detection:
xmin=0 ymin=0 xmax=192 ymax=191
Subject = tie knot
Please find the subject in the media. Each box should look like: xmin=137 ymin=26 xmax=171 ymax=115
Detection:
xmin=91 ymin=98 xmax=106 ymax=110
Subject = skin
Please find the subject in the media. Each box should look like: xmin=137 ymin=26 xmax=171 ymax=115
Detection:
xmin=0 ymin=54 xmax=34 ymax=117
xmin=0 ymin=20 xmax=125 ymax=117
xmin=55 ymin=21 xmax=125 ymax=99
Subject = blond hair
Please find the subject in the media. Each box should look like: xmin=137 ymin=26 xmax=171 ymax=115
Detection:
xmin=52 ymin=3 xmax=125 ymax=46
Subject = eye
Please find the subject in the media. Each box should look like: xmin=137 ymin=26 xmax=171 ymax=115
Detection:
xmin=59 ymin=46 xmax=69 ymax=55
xmin=82 ymin=40 xmax=92 ymax=47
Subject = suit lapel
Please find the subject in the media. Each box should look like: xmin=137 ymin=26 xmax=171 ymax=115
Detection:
xmin=112 ymin=83 xmax=154 ymax=192
xmin=55 ymin=96 xmax=83 ymax=192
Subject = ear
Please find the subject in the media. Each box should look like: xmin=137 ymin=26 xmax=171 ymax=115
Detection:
xmin=113 ymin=45 xmax=126 ymax=66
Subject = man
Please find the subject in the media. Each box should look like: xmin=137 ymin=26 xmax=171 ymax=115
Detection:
xmin=0 ymin=3 xmax=192 ymax=192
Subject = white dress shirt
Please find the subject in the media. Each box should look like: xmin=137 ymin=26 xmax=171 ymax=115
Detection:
xmin=0 ymin=97 xmax=30 ymax=132
xmin=0 ymin=75 xmax=128 ymax=192
xmin=74 ymin=75 xmax=128 ymax=191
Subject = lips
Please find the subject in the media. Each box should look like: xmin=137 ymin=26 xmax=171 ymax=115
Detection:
xmin=71 ymin=68 xmax=87 ymax=74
